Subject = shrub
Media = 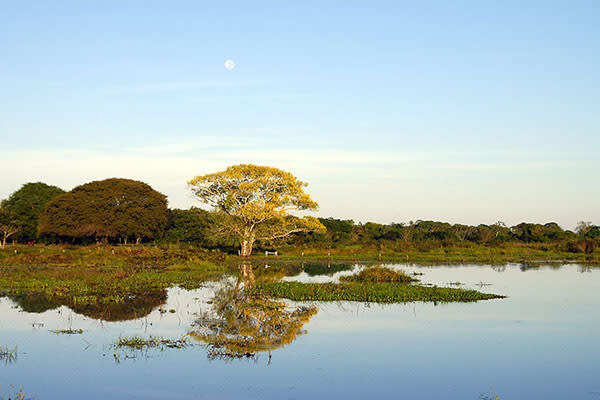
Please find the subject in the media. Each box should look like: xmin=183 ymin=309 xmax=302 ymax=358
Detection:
xmin=340 ymin=267 xmax=417 ymax=283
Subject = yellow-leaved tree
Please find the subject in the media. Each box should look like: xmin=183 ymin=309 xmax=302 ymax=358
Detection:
xmin=188 ymin=164 xmax=326 ymax=256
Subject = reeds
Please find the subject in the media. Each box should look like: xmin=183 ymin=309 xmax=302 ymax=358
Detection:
xmin=0 ymin=345 xmax=17 ymax=364
xmin=50 ymin=329 xmax=83 ymax=335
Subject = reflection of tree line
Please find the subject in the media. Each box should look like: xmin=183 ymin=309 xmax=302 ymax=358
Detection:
xmin=8 ymin=291 xmax=166 ymax=321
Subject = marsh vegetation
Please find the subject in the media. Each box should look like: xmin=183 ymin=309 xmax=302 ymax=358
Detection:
xmin=114 ymin=335 xmax=189 ymax=350
xmin=250 ymin=280 xmax=503 ymax=303
xmin=1 ymin=262 xmax=598 ymax=399
xmin=0 ymin=256 xmax=228 ymax=320
xmin=0 ymin=346 xmax=17 ymax=365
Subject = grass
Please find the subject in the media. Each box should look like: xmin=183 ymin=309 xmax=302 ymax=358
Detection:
xmin=50 ymin=329 xmax=83 ymax=335
xmin=0 ymin=345 xmax=18 ymax=364
xmin=249 ymin=281 xmax=505 ymax=303
xmin=0 ymin=263 xmax=228 ymax=299
xmin=0 ymin=386 xmax=27 ymax=400
xmin=0 ymin=244 xmax=226 ymax=268
xmin=3 ymin=243 xmax=598 ymax=269
xmin=248 ymin=266 xmax=503 ymax=304
xmin=479 ymin=389 xmax=504 ymax=400
xmin=0 ymin=244 xmax=535 ymax=315
xmin=249 ymin=243 xmax=600 ymax=265
xmin=114 ymin=335 xmax=189 ymax=350
xmin=2 ymin=242 xmax=598 ymax=268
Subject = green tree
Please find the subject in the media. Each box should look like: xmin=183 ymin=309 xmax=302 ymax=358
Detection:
xmin=584 ymin=225 xmax=600 ymax=239
xmin=39 ymin=178 xmax=168 ymax=243
xmin=188 ymin=164 xmax=325 ymax=256
xmin=0 ymin=201 xmax=20 ymax=248
xmin=318 ymin=217 xmax=355 ymax=244
xmin=510 ymin=222 xmax=566 ymax=243
xmin=1 ymin=182 xmax=65 ymax=242
xmin=166 ymin=207 xmax=213 ymax=245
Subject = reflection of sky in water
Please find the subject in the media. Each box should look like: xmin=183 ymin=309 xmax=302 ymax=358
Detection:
xmin=1 ymin=264 xmax=599 ymax=399
xmin=281 ymin=264 xmax=362 ymax=283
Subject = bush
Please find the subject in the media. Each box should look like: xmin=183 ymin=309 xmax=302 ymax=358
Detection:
xmin=340 ymin=267 xmax=417 ymax=283
xmin=566 ymin=241 xmax=583 ymax=253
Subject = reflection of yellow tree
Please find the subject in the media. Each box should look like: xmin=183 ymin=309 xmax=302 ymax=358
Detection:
xmin=190 ymin=266 xmax=317 ymax=358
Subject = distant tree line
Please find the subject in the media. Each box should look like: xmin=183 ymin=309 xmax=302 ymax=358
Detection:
xmin=286 ymin=218 xmax=599 ymax=254
xmin=0 ymin=180 xmax=598 ymax=254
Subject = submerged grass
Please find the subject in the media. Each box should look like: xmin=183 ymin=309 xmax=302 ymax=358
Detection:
xmin=0 ymin=245 xmax=230 ymax=312
xmin=0 ymin=345 xmax=18 ymax=364
xmin=0 ymin=386 xmax=27 ymax=400
xmin=249 ymin=281 xmax=504 ymax=303
xmin=50 ymin=329 xmax=83 ymax=335
xmin=114 ymin=335 xmax=189 ymax=350
xmin=0 ymin=263 xmax=229 ymax=301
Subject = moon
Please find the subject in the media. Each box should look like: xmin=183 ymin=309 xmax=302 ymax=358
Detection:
xmin=224 ymin=59 xmax=235 ymax=70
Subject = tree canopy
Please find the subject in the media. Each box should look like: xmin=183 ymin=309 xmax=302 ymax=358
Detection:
xmin=1 ymin=182 xmax=65 ymax=242
xmin=188 ymin=164 xmax=325 ymax=256
xmin=166 ymin=207 xmax=213 ymax=246
xmin=39 ymin=178 xmax=168 ymax=243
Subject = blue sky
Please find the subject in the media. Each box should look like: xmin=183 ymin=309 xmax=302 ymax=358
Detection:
xmin=1 ymin=1 xmax=598 ymax=228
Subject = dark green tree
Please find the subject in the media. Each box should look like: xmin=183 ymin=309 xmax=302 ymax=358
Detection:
xmin=39 ymin=178 xmax=168 ymax=243
xmin=2 ymin=182 xmax=65 ymax=242
xmin=318 ymin=217 xmax=355 ymax=243
xmin=166 ymin=207 xmax=213 ymax=245
xmin=584 ymin=225 xmax=600 ymax=239
xmin=510 ymin=222 xmax=566 ymax=243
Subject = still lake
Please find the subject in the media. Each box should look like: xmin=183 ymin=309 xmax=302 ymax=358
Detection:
xmin=1 ymin=263 xmax=598 ymax=399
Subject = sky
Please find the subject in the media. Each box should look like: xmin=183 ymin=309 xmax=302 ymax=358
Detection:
xmin=1 ymin=1 xmax=599 ymax=229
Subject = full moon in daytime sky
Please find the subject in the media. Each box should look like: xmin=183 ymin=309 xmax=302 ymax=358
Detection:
xmin=224 ymin=59 xmax=235 ymax=70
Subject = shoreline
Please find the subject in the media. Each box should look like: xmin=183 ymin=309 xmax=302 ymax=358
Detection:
xmin=1 ymin=243 xmax=599 ymax=267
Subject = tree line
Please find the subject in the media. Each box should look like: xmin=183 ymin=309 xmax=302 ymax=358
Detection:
xmin=1 ymin=177 xmax=598 ymax=254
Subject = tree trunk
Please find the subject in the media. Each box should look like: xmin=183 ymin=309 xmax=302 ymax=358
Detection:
xmin=240 ymin=239 xmax=253 ymax=257
xmin=136 ymin=237 xmax=141 ymax=245
xmin=1 ymin=236 xmax=5 ymax=249
xmin=240 ymin=228 xmax=255 ymax=257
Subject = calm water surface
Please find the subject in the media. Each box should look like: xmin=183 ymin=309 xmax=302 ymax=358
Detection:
xmin=1 ymin=264 xmax=598 ymax=399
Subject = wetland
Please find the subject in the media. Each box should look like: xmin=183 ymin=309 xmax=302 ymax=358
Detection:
xmin=1 ymin=259 xmax=598 ymax=399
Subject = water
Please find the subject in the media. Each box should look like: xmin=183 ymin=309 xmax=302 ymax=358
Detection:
xmin=1 ymin=264 xmax=598 ymax=399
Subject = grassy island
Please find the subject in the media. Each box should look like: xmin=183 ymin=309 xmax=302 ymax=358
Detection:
xmin=249 ymin=267 xmax=504 ymax=303
xmin=250 ymin=281 xmax=504 ymax=303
